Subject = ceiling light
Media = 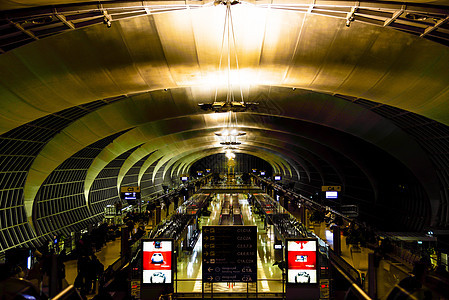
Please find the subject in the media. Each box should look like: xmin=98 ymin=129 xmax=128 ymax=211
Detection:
xmin=198 ymin=0 xmax=258 ymax=113
xmin=220 ymin=141 xmax=241 ymax=145
xmin=198 ymin=101 xmax=258 ymax=112
xmin=215 ymin=128 xmax=246 ymax=136
xmin=225 ymin=149 xmax=236 ymax=159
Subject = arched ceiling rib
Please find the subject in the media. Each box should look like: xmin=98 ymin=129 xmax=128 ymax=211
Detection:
xmin=159 ymin=141 xmax=299 ymax=181
xmin=23 ymin=86 xmax=436 ymax=208
xmin=101 ymin=125 xmax=308 ymax=189
xmin=137 ymin=137 xmax=294 ymax=183
xmin=168 ymin=141 xmax=305 ymax=180
xmin=173 ymin=146 xmax=296 ymax=178
xmin=90 ymin=118 xmax=426 ymax=219
xmin=150 ymin=144 xmax=287 ymax=183
xmin=168 ymin=147 xmax=287 ymax=178
xmin=21 ymin=90 xmax=441 ymax=223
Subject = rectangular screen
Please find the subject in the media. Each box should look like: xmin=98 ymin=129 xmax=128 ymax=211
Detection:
xmin=287 ymin=239 xmax=318 ymax=284
xmin=123 ymin=192 xmax=138 ymax=200
xmin=274 ymin=176 xmax=281 ymax=181
xmin=326 ymin=191 xmax=338 ymax=199
xmin=181 ymin=176 xmax=188 ymax=181
xmin=260 ymin=171 xmax=265 ymax=176
xmin=142 ymin=240 xmax=173 ymax=284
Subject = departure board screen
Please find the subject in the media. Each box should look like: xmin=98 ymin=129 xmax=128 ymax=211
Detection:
xmin=202 ymin=226 xmax=257 ymax=283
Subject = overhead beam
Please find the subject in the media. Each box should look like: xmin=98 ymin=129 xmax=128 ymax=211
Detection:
xmin=8 ymin=19 xmax=38 ymax=40
xmin=54 ymin=10 xmax=76 ymax=30
xmin=420 ymin=16 xmax=449 ymax=37
xmin=384 ymin=5 xmax=405 ymax=27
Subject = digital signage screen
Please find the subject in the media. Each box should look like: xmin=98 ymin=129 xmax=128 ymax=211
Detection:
xmin=287 ymin=239 xmax=318 ymax=284
xmin=142 ymin=240 xmax=173 ymax=284
xmin=325 ymin=191 xmax=338 ymax=199
xmin=274 ymin=175 xmax=281 ymax=181
xmin=123 ymin=192 xmax=140 ymax=200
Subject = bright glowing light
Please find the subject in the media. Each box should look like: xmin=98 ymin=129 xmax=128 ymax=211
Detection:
xmin=325 ymin=229 xmax=334 ymax=245
xmin=215 ymin=127 xmax=246 ymax=136
xmin=225 ymin=150 xmax=236 ymax=159
xmin=192 ymin=69 xmax=264 ymax=88
xmin=205 ymin=112 xmax=228 ymax=123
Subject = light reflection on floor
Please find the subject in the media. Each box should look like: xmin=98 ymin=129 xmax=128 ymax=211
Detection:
xmin=176 ymin=194 xmax=283 ymax=294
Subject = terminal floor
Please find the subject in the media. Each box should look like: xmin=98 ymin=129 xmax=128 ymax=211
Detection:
xmin=175 ymin=194 xmax=283 ymax=294
xmin=62 ymin=194 xmax=411 ymax=299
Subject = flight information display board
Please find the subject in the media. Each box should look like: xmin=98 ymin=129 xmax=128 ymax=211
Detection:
xmin=287 ymin=239 xmax=318 ymax=284
xmin=142 ymin=239 xmax=173 ymax=284
xmin=120 ymin=186 xmax=141 ymax=201
xmin=202 ymin=226 xmax=257 ymax=283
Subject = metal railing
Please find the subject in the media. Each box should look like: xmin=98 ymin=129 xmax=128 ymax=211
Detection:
xmin=330 ymin=263 xmax=372 ymax=300
xmin=175 ymin=278 xmax=285 ymax=298
xmin=328 ymin=249 xmax=362 ymax=285
xmin=53 ymin=285 xmax=84 ymax=300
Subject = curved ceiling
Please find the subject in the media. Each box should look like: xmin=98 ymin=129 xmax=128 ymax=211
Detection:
xmin=2 ymin=4 xmax=449 ymax=131
xmin=1 ymin=0 xmax=449 ymax=230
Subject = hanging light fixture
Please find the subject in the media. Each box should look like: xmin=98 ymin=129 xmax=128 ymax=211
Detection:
xmin=198 ymin=0 xmax=258 ymax=113
xmin=215 ymin=110 xmax=246 ymax=145
xmin=201 ymin=0 xmax=254 ymax=149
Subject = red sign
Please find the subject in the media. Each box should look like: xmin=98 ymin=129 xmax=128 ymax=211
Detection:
xmin=143 ymin=251 xmax=172 ymax=270
xmin=287 ymin=250 xmax=317 ymax=270
xmin=142 ymin=240 xmax=173 ymax=284
xmin=287 ymin=240 xmax=318 ymax=284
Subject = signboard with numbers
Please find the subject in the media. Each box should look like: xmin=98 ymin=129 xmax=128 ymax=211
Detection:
xmin=120 ymin=186 xmax=141 ymax=201
xmin=202 ymin=226 xmax=257 ymax=283
xmin=321 ymin=186 xmax=341 ymax=192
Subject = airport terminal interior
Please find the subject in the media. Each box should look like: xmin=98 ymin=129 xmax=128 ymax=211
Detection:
xmin=1 ymin=0 xmax=449 ymax=299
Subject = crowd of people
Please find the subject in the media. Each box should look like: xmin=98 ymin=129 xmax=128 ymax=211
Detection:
xmin=72 ymin=211 xmax=151 ymax=297
xmin=76 ymin=223 xmax=121 ymax=255
xmin=74 ymin=253 xmax=104 ymax=295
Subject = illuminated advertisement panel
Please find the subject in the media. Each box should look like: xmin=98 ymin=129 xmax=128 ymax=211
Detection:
xmin=142 ymin=239 xmax=173 ymax=284
xmin=287 ymin=239 xmax=318 ymax=284
xmin=326 ymin=191 xmax=338 ymax=199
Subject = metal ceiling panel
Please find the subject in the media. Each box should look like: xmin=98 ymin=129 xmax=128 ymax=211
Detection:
xmin=1 ymin=6 xmax=449 ymax=136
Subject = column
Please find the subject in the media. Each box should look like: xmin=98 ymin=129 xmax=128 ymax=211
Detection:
xmin=333 ymin=226 xmax=342 ymax=256
xmin=155 ymin=205 xmax=161 ymax=225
